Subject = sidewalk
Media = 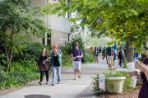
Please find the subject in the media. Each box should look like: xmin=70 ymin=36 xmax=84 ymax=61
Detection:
xmin=0 ymin=59 xmax=108 ymax=98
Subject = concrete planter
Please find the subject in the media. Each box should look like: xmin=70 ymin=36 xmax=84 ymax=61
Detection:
xmin=106 ymin=77 xmax=126 ymax=93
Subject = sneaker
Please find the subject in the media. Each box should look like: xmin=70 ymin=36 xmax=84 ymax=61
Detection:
xmin=46 ymin=82 xmax=49 ymax=84
xmin=73 ymin=78 xmax=76 ymax=80
xmin=58 ymin=80 xmax=60 ymax=83
xmin=39 ymin=82 xmax=42 ymax=85
xmin=51 ymin=83 xmax=55 ymax=86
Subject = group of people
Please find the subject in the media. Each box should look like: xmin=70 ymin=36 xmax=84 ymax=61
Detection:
xmin=93 ymin=42 xmax=148 ymax=98
xmin=105 ymin=46 xmax=125 ymax=68
xmin=37 ymin=41 xmax=148 ymax=98
xmin=94 ymin=46 xmax=125 ymax=68
xmin=94 ymin=47 xmax=102 ymax=63
xmin=37 ymin=42 xmax=83 ymax=86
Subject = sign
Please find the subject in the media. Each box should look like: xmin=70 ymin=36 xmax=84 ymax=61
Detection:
xmin=99 ymin=73 xmax=105 ymax=91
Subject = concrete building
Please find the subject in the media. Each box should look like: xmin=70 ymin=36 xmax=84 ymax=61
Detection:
xmin=32 ymin=0 xmax=71 ymax=46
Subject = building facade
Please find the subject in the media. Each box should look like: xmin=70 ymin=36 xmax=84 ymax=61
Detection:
xmin=32 ymin=0 xmax=71 ymax=46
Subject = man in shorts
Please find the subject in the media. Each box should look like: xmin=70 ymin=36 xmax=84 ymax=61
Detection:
xmin=71 ymin=42 xmax=83 ymax=80
xmin=106 ymin=47 xmax=114 ymax=68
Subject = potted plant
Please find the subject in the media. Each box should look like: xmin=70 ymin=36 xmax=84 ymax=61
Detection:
xmin=104 ymin=71 xmax=126 ymax=93
xmin=93 ymin=70 xmax=131 ymax=94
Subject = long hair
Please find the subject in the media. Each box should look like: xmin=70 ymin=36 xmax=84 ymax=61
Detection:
xmin=41 ymin=48 xmax=47 ymax=55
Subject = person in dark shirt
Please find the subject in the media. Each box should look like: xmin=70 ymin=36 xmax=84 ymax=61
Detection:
xmin=118 ymin=47 xmax=125 ymax=67
xmin=37 ymin=48 xmax=49 ymax=85
xmin=102 ymin=47 xmax=106 ymax=60
xmin=51 ymin=43 xmax=62 ymax=86
xmin=138 ymin=46 xmax=148 ymax=98
xmin=71 ymin=42 xmax=83 ymax=80
xmin=94 ymin=47 xmax=99 ymax=63
xmin=129 ymin=41 xmax=148 ymax=98
xmin=106 ymin=47 xmax=114 ymax=68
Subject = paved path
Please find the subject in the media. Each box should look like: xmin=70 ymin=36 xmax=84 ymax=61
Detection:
xmin=0 ymin=59 xmax=113 ymax=98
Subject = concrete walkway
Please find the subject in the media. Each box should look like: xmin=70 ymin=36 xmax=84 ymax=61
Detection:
xmin=0 ymin=59 xmax=110 ymax=98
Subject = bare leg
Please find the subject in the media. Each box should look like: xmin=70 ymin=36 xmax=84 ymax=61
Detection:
xmin=96 ymin=56 xmax=98 ymax=63
xmin=73 ymin=69 xmax=77 ymax=79
xmin=78 ymin=69 xmax=81 ymax=78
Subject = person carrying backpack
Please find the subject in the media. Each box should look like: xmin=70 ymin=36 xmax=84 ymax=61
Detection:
xmin=106 ymin=47 xmax=114 ymax=68
xmin=102 ymin=47 xmax=106 ymax=60
xmin=118 ymin=47 xmax=125 ymax=67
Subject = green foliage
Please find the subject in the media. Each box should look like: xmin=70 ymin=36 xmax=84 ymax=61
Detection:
xmin=43 ymin=0 xmax=148 ymax=51
xmin=13 ymin=42 xmax=46 ymax=61
xmin=82 ymin=51 xmax=94 ymax=63
xmin=0 ymin=53 xmax=8 ymax=67
xmin=93 ymin=71 xmax=133 ymax=95
xmin=123 ymin=59 xmax=128 ymax=68
xmin=0 ymin=42 xmax=47 ymax=89
xmin=61 ymin=50 xmax=72 ymax=67
xmin=0 ymin=0 xmax=47 ymax=34
xmin=0 ymin=60 xmax=39 ymax=89
xmin=0 ymin=0 xmax=48 ymax=69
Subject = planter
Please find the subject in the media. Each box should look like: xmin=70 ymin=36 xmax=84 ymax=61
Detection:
xmin=130 ymin=76 xmax=137 ymax=88
xmin=106 ymin=77 xmax=126 ymax=93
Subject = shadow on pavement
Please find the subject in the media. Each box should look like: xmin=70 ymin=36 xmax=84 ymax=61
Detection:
xmin=25 ymin=95 xmax=51 ymax=98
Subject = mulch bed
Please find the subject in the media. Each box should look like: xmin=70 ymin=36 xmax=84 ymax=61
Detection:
xmin=105 ymin=89 xmax=139 ymax=98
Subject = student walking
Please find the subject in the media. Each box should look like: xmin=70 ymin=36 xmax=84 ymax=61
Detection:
xmin=102 ymin=47 xmax=106 ymax=60
xmin=71 ymin=42 xmax=83 ymax=80
xmin=94 ymin=47 xmax=99 ymax=63
xmin=50 ymin=44 xmax=62 ymax=86
xmin=118 ymin=47 xmax=125 ymax=67
xmin=106 ymin=47 xmax=114 ymax=68
xmin=129 ymin=41 xmax=148 ymax=98
xmin=37 ymin=48 xmax=50 ymax=85
xmin=98 ymin=46 xmax=102 ymax=56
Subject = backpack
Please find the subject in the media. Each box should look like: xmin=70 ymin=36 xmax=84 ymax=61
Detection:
xmin=118 ymin=49 xmax=124 ymax=59
xmin=106 ymin=47 xmax=114 ymax=56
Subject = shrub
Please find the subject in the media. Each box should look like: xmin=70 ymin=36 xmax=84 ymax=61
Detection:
xmin=82 ymin=51 xmax=94 ymax=63
xmin=0 ymin=60 xmax=39 ymax=89
xmin=13 ymin=42 xmax=48 ymax=61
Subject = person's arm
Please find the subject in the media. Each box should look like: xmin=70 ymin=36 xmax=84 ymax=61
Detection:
xmin=70 ymin=49 xmax=75 ymax=60
xmin=77 ymin=54 xmax=83 ymax=58
xmin=138 ymin=63 xmax=148 ymax=81
xmin=71 ymin=53 xmax=76 ymax=60
xmin=76 ymin=50 xmax=83 ymax=58
xmin=135 ymin=60 xmax=148 ymax=81
xmin=46 ymin=51 xmax=52 ymax=61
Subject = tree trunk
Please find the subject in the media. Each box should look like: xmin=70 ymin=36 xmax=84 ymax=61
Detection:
xmin=126 ymin=39 xmax=134 ymax=62
xmin=6 ymin=32 xmax=13 ymax=71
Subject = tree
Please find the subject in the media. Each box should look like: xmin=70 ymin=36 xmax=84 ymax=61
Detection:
xmin=43 ymin=0 xmax=148 ymax=62
xmin=0 ymin=0 xmax=47 ymax=70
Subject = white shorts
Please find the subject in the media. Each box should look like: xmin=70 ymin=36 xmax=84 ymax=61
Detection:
xmin=72 ymin=61 xmax=81 ymax=70
xmin=107 ymin=56 xmax=113 ymax=62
